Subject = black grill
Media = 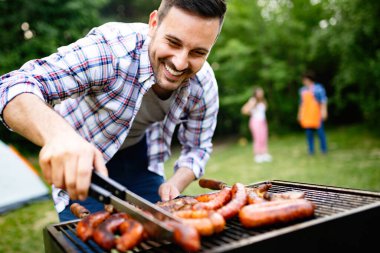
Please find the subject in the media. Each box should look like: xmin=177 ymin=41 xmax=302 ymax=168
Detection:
xmin=43 ymin=180 xmax=380 ymax=253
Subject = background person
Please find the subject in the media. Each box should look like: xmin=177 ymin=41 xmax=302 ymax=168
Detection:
xmin=0 ymin=0 xmax=227 ymax=221
xmin=241 ymin=86 xmax=272 ymax=163
xmin=297 ymin=71 xmax=328 ymax=155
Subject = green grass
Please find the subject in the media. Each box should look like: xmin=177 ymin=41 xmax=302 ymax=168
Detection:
xmin=0 ymin=124 xmax=379 ymax=253
xmin=169 ymin=124 xmax=380 ymax=195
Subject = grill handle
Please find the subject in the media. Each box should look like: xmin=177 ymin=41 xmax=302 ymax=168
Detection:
xmin=198 ymin=178 xmax=228 ymax=190
xmin=91 ymin=170 xmax=127 ymax=199
xmin=89 ymin=183 xmax=112 ymax=204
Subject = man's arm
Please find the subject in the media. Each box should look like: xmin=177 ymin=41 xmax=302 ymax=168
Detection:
xmin=321 ymin=102 xmax=328 ymax=121
xmin=3 ymin=93 xmax=108 ymax=200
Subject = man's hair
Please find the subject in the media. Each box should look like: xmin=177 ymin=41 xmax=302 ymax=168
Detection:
xmin=302 ymin=70 xmax=316 ymax=81
xmin=157 ymin=0 xmax=227 ymax=26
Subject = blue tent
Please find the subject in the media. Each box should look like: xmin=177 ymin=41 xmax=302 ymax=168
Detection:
xmin=0 ymin=140 xmax=49 ymax=214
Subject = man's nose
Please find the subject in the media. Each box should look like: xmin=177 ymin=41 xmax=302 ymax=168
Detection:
xmin=172 ymin=50 xmax=189 ymax=71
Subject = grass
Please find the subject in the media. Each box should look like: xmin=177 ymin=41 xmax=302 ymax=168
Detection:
xmin=176 ymin=124 xmax=380 ymax=196
xmin=0 ymin=124 xmax=379 ymax=252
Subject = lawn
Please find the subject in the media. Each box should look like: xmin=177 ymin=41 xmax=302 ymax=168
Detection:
xmin=0 ymin=124 xmax=379 ymax=252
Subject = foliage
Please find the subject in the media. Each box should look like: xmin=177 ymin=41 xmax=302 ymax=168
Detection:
xmin=0 ymin=0 xmax=108 ymax=74
xmin=209 ymin=0 xmax=380 ymax=135
xmin=1 ymin=0 xmax=379 ymax=150
xmin=0 ymin=0 xmax=108 ymax=149
xmin=312 ymin=0 xmax=380 ymax=128
xmin=100 ymin=0 xmax=160 ymax=22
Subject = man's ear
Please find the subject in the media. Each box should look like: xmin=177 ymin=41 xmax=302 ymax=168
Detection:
xmin=148 ymin=10 xmax=158 ymax=36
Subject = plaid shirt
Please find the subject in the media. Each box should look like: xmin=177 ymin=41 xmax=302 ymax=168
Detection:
xmin=0 ymin=22 xmax=219 ymax=178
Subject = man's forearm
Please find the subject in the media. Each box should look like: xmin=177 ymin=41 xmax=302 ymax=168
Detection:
xmin=167 ymin=167 xmax=196 ymax=193
xmin=3 ymin=93 xmax=77 ymax=146
xmin=3 ymin=93 xmax=108 ymax=200
xmin=321 ymin=103 xmax=328 ymax=120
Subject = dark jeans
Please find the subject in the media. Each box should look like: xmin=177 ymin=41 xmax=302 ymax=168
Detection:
xmin=58 ymin=136 xmax=164 ymax=222
xmin=305 ymin=122 xmax=328 ymax=154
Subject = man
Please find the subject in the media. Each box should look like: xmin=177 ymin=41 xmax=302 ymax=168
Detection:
xmin=297 ymin=71 xmax=328 ymax=155
xmin=0 ymin=0 xmax=227 ymax=221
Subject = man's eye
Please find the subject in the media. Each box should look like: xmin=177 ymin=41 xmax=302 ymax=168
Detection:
xmin=192 ymin=51 xmax=207 ymax=57
xmin=168 ymin=40 xmax=180 ymax=47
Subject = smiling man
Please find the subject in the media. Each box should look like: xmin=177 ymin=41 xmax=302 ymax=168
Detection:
xmin=0 ymin=0 xmax=227 ymax=221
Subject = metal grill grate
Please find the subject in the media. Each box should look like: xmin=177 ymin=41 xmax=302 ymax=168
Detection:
xmin=44 ymin=180 xmax=380 ymax=253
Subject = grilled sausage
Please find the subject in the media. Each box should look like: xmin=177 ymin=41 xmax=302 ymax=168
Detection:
xmin=76 ymin=210 xmax=111 ymax=241
xmin=246 ymin=190 xmax=268 ymax=204
xmin=193 ymin=187 xmax=232 ymax=210
xmin=173 ymin=209 xmax=210 ymax=219
xmin=70 ymin=203 xmax=90 ymax=218
xmin=180 ymin=216 xmax=215 ymax=236
xmin=173 ymin=210 xmax=226 ymax=236
xmin=263 ymin=191 xmax=305 ymax=201
xmin=208 ymin=211 xmax=226 ymax=233
xmin=217 ymin=183 xmax=247 ymax=219
xmin=93 ymin=213 xmax=129 ymax=250
xmin=194 ymin=191 xmax=219 ymax=202
xmin=239 ymin=199 xmax=315 ymax=228
xmin=166 ymin=220 xmax=201 ymax=252
xmin=115 ymin=219 xmax=144 ymax=252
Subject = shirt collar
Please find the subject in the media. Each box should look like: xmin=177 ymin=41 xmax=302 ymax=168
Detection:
xmin=138 ymin=36 xmax=155 ymax=85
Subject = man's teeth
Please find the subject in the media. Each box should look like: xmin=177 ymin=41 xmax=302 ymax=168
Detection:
xmin=165 ymin=64 xmax=182 ymax=76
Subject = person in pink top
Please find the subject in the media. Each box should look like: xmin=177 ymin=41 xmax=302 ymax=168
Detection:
xmin=241 ymin=86 xmax=272 ymax=163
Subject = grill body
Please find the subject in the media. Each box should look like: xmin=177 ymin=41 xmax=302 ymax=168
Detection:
xmin=43 ymin=180 xmax=380 ymax=253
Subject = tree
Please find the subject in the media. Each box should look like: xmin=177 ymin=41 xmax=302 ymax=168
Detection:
xmin=0 ymin=0 xmax=108 ymax=151
xmin=0 ymin=0 xmax=108 ymax=74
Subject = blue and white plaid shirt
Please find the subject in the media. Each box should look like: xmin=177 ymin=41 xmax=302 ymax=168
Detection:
xmin=0 ymin=22 xmax=219 ymax=179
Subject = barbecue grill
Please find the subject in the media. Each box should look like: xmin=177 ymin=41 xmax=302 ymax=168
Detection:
xmin=43 ymin=180 xmax=380 ymax=253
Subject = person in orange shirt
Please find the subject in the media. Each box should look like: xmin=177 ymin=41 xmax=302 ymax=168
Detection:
xmin=297 ymin=71 xmax=328 ymax=155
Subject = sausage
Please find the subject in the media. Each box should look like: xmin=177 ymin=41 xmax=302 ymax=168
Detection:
xmin=194 ymin=191 xmax=219 ymax=202
xmin=76 ymin=210 xmax=111 ymax=241
xmin=93 ymin=213 xmax=129 ymax=250
xmin=192 ymin=187 xmax=232 ymax=210
xmin=217 ymin=183 xmax=247 ymax=219
xmin=165 ymin=220 xmax=201 ymax=252
xmin=173 ymin=209 xmax=210 ymax=219
xmin=115 ymin=219 xmax=145 ymax=252
xmin=173 ymin=210 xmax=226 ymax=236
xmin=239 ymin=199 xmax=315 ymax=228
xmin=70 ymin=203 xmax=90 ymax=218
xmin=104 ymin=204 xmax=115 ymax=213
xmin=208 ymin=211 xmax=226 ymax=233
xmin=181 ymin=216 xmax=215 ymax=236
xmin=263 ymin=191 xmax=305 ymax=201
xmin=246 ymin=190 xmax=267 ymax=204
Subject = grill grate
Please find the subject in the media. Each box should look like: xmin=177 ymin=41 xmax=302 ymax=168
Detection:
xmin=44 ymin=180 xmax=380 ymax=253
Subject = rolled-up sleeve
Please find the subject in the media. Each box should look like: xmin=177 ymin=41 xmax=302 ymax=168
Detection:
xmin=175 ymin=71 xmax=219 ymax=178
xmin=0 ymin=28 xmax=115 ymax=129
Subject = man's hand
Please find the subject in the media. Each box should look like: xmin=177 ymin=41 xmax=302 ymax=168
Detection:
xmin=2 ymin=93 xmax=108 ymax=200
xmin=158 ymin=167 xmax=196 ymax=201
xmin=39 ymin=133 xmax=108 ymax=200
xmin=159 ymin=182 xmax=181 ymax=202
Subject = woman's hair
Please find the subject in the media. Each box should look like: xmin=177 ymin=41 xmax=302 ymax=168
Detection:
xmin=252 ymin=86 xmax=267 ymax=106
xmin=157 ymin=0 xmax=227 ymax=26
